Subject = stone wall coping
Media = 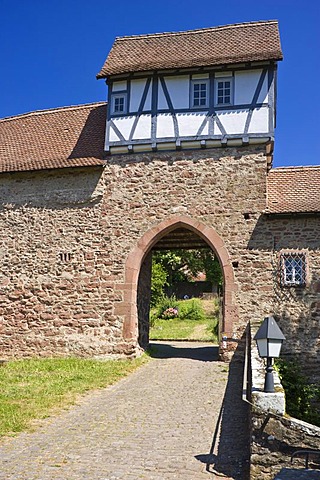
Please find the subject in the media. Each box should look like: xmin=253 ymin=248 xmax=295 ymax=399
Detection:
xmin=281 ymin=415 xmax=320 ymax=437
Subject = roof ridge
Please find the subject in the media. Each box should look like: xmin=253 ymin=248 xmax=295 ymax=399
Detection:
xmin=270 ymin=165 xmax=320 ymax=172
xmin=0 ymin=102 xmax=107 ymax=123
xmin=114 ymin=20 xmax=279 ymax=42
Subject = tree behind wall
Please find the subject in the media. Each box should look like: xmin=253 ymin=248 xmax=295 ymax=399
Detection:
xmin=151 ymin=248 xmax=222 ymax=305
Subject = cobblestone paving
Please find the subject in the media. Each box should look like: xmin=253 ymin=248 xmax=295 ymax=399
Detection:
xmin=0 ymin=341 xmax=250 ymax=480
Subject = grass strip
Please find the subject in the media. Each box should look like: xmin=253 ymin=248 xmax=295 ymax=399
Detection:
xmin=150 ymin=317 xmax=218 ymax=342
xmin=0 ymin=355 xmax=148 ymax=437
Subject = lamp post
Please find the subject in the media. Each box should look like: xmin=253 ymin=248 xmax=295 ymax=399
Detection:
xmin=254 ymin=316 xmax=285 ymax=393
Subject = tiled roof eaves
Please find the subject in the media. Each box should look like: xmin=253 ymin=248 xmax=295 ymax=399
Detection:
xmin=98 ymin=56 xmax=281 ymax=78
xmin=0 ymin=158 xmax=105 ymax=175
xmin=265 ymin=210 xmax=320 ymax=216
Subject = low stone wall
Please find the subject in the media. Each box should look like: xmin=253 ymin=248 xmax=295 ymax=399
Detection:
xmin=249 ymin=326 xmax=320 ymax=479
xmin=251 ymin=412 xmax=320 ymax=478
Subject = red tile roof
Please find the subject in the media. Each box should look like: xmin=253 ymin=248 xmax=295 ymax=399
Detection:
xmin=267 ymin=166 xmax=320 ymax=214
xmin=0 ymin=103 xmax=106 ymax=173
xmin=97 ymin=20 xmax=283 ymax=78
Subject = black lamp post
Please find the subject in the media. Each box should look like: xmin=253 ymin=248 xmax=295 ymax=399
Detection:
xmin=254 ymin=316 xmax=285 ymax=393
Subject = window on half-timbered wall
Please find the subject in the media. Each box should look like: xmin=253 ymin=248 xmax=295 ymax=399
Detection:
xmin=280 ymin=252 xmax=307 ymax=287
xmin=111 ymin=93 xmax=127 ymax=114
xmin=216 ymin=78 xmax=232 ymax=105
xmin=190 ymin=75 xmax=234 ymax=108
xmin=191 ymin=80 xmax=209 ymax=108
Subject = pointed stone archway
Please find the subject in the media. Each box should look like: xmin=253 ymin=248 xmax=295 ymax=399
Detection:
xmin=116 ymin=215 xmax=238 ymax=354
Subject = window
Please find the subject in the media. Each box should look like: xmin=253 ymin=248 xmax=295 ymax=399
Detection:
xmin=280 ymin=252 xmax=307 ymax=287
xmin=215 ymin=78 xmax=233 ymax=106
xmin=191 ymin=80 xmax=209 ymax=108
xmin=111 ymin=93 xmax=127 ymax=114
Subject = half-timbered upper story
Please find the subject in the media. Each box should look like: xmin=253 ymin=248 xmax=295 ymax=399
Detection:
xmin=97 ymin=21 xmax=283 ymax=155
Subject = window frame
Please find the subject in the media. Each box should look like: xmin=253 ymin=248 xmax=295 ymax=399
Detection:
xmin=111 ymin=92 xmax=128 ymax=115
xmin=214 ymin=77 xmax=233 ymax=107
xmin=190 ymin=79 xmax=210 ymax=109
xmin=280 ymin=251 xmax=307 ymax=287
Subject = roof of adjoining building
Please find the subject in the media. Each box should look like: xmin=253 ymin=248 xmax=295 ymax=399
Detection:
xmin=97 ymin=20 xmax=283 ymax=78
xmin=267 ymin=166 xmax=320 ymax=214
xmin=1 ymin=103 xmax=319 ymax=214
xmin=0 ymin=103 xmax=106 ymax=173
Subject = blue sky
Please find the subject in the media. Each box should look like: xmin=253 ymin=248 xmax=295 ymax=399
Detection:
xmin=1 ymin=0 xmax=319 ymax=167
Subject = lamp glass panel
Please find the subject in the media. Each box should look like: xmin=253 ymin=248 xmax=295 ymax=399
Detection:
xmin=268 ymin=339 xmax=283 ymax=358
xmin=256 ymin=338 xmax=268 ymax=357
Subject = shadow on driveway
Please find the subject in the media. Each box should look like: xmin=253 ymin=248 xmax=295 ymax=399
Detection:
xmin=195 ymin=339 xmax=251 ymax=479
xmin=148 ymin=341 xmax=219 ymax=362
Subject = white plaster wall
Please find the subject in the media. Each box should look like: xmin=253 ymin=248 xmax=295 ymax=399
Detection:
xmin=132 ymin=115 xmax=152 ymax=139
xmin=216 ymin=110 xmax=248 ymax=134
xmin=235 ymin=70 xmax=268 ymax=105
xmin=158 ymin=81 xmax=167 ymax=110
xmin=248 ymin=107 xmax=269 ymax=133
xmin=107 ymin=69 xmax=272 ymax=145
xmin=164 ymin=76 xmax=189 ymax=109
xmin=109 ymin=123 xmax=120 ymax=142
xmin=157 ymin=114 xmax=175 ymax=138
xmin=177 ymin=112 xmax=208 ymax=136
xmin=110 ymin=117 xmax=136 ymax=141
xmin=112 ymin=81 xmax=127 ymax=92
xmin=130 ymin=79 xmax=152 ymax=112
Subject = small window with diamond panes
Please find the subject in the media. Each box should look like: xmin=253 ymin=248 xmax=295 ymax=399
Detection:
xmin=280 ymin=252 xmax=307 ymax=287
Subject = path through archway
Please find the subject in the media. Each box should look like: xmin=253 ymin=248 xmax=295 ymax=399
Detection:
xmin=118 ymin=216 xmax=238 ymax=355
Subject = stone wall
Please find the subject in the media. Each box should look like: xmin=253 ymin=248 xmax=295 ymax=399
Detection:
xmin=0 ymin=145 xmax=319 ymax=362
xmin=251 ymin=411 xmax=320 ymax=479
xmin=249 ymin=214 xmax=320 ymax=383
xmin=137 ymin=251 xmax=152 ymax=350
xmin=249 ymin=326 xmax=320 ymax=479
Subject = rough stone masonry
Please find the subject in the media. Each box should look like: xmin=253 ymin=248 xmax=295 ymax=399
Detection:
xmin=0 ymin=144 xmax=319 ymax=383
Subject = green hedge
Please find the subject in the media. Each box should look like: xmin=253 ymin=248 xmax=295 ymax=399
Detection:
xmin=276 ymin=358 xmax=320 ymax=427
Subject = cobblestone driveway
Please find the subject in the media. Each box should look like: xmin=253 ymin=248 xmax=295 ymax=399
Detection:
xmin=0 ymin=341 xmax=250 ymax=479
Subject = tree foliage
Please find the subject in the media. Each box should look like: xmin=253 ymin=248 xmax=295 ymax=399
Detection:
xmin=150 ymin=260 xmax=168 ymax=307
xmin=152 ymin=248 xmax=223 ymax=293
xmin=276 ymin=358 xmax=320 ymax=427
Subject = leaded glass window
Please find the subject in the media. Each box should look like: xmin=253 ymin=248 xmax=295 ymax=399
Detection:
xmin=280 ymin=253 xmax=307 ymax=287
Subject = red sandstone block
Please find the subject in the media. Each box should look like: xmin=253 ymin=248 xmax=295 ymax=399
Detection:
xmin=40 ymin=313 xmax=54 ymax=320
xmin=114 ymin=303 xmax=136 ymax=316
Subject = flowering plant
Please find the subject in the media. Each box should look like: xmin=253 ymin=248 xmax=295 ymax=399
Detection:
xmin=162 ymin=307 xmax=179 ymax=319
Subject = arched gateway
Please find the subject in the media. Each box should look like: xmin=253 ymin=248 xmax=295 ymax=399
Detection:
xmin=116 ymin=216 xmax=238 ymax=354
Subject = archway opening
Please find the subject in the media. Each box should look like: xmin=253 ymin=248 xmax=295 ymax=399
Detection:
xmin=121 ymin=216 xmax=237 ymax=356
xmin=137 ymin=226 xmax=223 ymax=350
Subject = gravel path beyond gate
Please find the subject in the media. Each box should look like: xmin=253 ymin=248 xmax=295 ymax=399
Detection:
xmin=0 ymin=341 xmax=250 ymax=479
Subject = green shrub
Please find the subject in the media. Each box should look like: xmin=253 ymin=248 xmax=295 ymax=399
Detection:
xmin=276 ymin=358 xmax=320 ymax=427
xmin=154 ymin=295 xmax=179 ymax=320
xmin=178 ymin=298 xmax=206 ymax=321
xmin=153 ymin=296 xmax=207 ymax=322
xmin=208 ymin=318 xmax=219 ymax=339
xmin=150 ymin=261 xmax=168 ymax=307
